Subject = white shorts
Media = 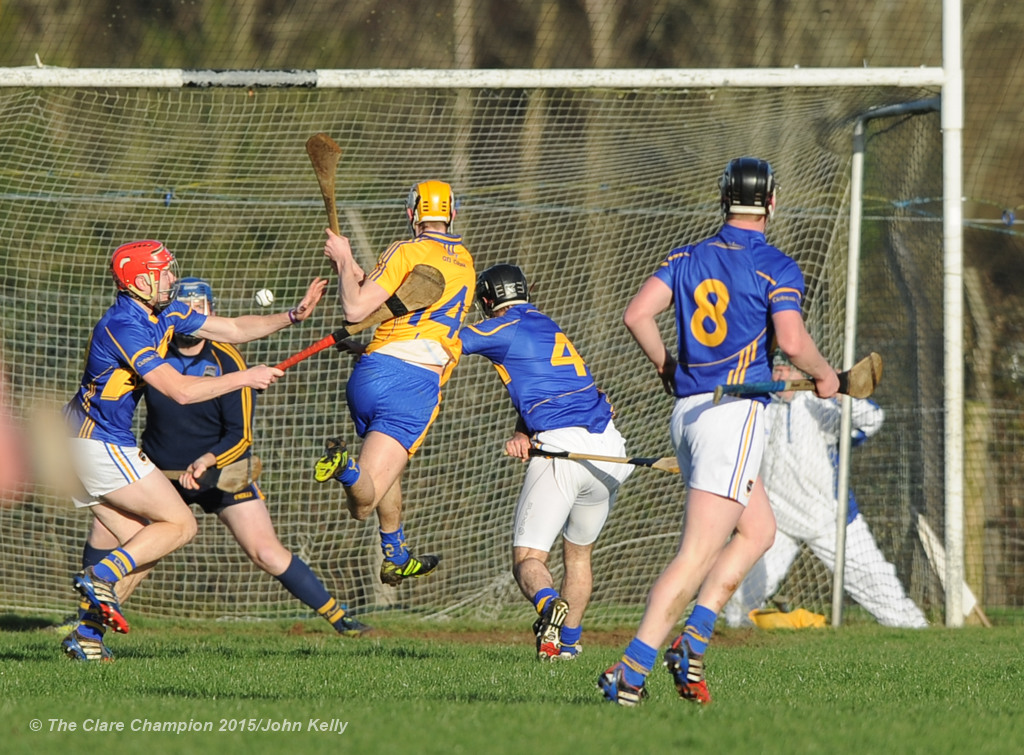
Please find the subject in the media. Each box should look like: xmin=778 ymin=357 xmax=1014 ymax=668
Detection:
xmin=69 ymin=437 xmax=158 ymax=508
xmin=669 ymin=393 xmax=765 ymax=506
xmin=513 ymin=421 xmax=633 ymax=550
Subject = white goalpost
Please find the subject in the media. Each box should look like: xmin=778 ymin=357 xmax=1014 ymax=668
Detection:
xmin=0 ymin=51 xmax=964 ymax=626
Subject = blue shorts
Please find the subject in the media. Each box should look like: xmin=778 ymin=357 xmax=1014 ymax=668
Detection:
xmin=346 ymin=352 xmax=441 ymax=453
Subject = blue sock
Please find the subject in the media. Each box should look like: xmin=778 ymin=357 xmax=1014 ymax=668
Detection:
xmin=683 ymin=604 xmax=717 ymax=655
xmin=336 ymin=457 xmax=361 ymax=486
xmin=79 ymin=544 xmax=112 ymax=622
xmin=560 ymin=624 xmax=582 ymax=646
xmin=82 ymin=542 xmax=111 ymax=570
xmin=274 ymin=554 xmax=333 ymax=611
xmin=621 ymin=637 xmax=658 ymax=687
xmin=532 ymin=587 xmax=559 ymax=614
xmin=380 ymin=525 xmax=409 ymax=566
xmin=91 ymin=548 xmax=135 ymax=584
xmin=77 ymin=614 xmax=105 ymax=641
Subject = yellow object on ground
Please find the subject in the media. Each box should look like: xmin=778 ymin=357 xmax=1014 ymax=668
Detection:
xmin=749 ymin=608 xmax=826 ymax=629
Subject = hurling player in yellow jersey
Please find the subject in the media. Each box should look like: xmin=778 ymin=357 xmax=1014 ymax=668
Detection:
xmin=315 ymin=181 xmax=475 ymax=586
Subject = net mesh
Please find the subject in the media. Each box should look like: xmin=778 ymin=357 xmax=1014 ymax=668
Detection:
xmin=0 ymin=82 xmax=960 ymax=625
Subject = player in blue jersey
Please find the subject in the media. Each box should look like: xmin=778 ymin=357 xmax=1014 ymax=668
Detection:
xmin=314 ymin=181 xmax=476 ymax=587
xmin=62 ymin=278 xmax=366 ymax=661
xmin=599 ymin=157 xmax=840 ymax=706
xmin=62 ymin=240 xmax=325 ymax=655
xmin=462 ymin=264 xmax=633 ymax=660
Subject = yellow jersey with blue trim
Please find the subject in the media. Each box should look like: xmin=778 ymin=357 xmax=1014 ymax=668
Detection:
xmin=364 ymin=230 xmax=475 ymax=380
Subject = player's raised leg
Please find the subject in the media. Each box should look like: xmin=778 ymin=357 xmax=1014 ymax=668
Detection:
xmin=317 ymin=427 xmax=439 ymax=586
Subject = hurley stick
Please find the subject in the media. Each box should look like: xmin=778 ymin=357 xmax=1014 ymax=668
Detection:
xmin=916 ymin=513 xmax=993 ymax=627
xmin=162 ymin=455 xmax=262 ymax=493
xmin=275 ymin=264 xmax=445 ymax=372
xmin=713 ymin=352 xmax=884 ymax=404
xmin=306 ymin=132 xmax=342 ymax=234
xmin=297 ymin=132 xmax=447 ymax=372
xmin=526 ymin=448 xmax=680 ymax=474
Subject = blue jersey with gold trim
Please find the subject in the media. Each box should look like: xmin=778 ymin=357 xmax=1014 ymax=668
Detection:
xmin=141 ymin=340 xmax=253 ymax=471
xmin=652 ymin=224 xmax=804 ymax=400
xmin=64 ymin=294 xmax=207 ymax=445
xmin=461 ymin=304 xmax=612 ymax=434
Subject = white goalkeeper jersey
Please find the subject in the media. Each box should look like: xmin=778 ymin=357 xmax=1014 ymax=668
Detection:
xmin=761 ymin=392 xmax=884 ymax=540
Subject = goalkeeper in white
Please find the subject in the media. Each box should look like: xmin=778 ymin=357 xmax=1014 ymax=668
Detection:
xmin=723 ymin=354 xmax=927 ymax=628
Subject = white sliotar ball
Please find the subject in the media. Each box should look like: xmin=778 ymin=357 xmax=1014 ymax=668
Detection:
xmin=254 ymin=288 xmax=275 ymax=307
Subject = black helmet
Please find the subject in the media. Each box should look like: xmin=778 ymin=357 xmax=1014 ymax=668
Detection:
xmin=719 ymin=157 xmax=776 ymax=218
xmin=476 ymin=264 xmax=529 ymax=317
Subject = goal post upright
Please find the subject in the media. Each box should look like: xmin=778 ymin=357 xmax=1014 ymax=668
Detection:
xmin=942 ymin=0 xmax=966 ymax=629
xmin=838 ymin=96 xmax=942 ymax=627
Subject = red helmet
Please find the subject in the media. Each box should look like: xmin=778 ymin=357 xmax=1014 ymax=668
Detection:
xmin=110 ymin=240 xmax=178 ymax=304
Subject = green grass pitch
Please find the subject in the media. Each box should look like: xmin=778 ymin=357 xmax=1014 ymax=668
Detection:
xmin=0 ymin=614 xmax=1020 ymax=754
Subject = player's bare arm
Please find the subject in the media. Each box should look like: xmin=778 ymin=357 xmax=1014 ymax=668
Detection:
xmin=143 ymin=362 xmax=282 ymax=405
xmin=623 ymin=276 xmax=677 ymax=395
xmin=771 ymin=309 xmax=839 ymax=398
xmin=323 ymin=228 xmax=389 ymax=322
xmin=196 ymin=277 xmax=326 ymax=343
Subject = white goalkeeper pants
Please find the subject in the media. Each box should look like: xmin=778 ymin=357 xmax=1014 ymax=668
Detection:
xmin=723 ymin=514 xmax=928 ymax=628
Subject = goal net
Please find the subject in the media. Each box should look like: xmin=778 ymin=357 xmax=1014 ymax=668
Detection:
xmin=0 ymin=71 xmax=946 ymax=626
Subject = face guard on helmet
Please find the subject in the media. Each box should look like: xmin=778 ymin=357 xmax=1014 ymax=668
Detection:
xmin=476 ymin=264 xmax=529 ymax=317
xmin=172 ymin=277 xmax=215 ymax=348
xmin=406 ymin=180 xmax=455 ymax=234
xmin=719 ymin=157 xmax=777 ymax=218
xmin=110 ymin=240 xmax=179 ymax=309
xmin=176 ymin=277 xmax=216 ymax=315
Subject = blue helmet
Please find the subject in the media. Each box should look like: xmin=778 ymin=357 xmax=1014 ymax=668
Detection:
xmin=174 ymin=277 xmax=215 ymax=348
xmin=176 ymin=277 xmax=216 ymax=313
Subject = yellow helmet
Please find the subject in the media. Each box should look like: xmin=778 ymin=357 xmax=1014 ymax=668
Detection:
xmin=406 ymin=180 xmax=455 ymax=230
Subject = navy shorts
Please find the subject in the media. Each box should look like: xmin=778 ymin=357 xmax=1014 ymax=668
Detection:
xmin=175 ymin=480 xmax=264 ymax=515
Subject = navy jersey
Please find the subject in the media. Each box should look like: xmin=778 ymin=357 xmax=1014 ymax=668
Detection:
xmin=64 ymin=294 xmax=207 ymax=445
xmin=141 ymin=340 xmax=253 ymax=470
xmin=652 ymin=224 xmax=805 ymax=399
xmin=461 ymin=304 xmax=612 ymax=434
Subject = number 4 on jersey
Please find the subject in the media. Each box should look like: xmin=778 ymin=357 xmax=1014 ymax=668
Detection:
xmin=550 ymin=333 xmax=586 ymax=376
